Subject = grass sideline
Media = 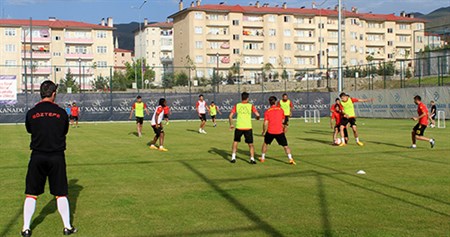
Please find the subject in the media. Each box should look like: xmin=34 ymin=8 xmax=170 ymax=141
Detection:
xmin=0 ymin=118 xmax=449 ymax=236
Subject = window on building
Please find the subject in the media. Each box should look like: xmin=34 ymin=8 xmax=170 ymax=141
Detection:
xmin=284 ymin=29 xmax=291 ymax=37
xmin=195 ymin=27 xmax=203 ymax=34
xmin=232 ymin=20 xmax=239 ymax=26
xmin=387 ymin=28 xmax=393 ymax=33
xmin=388 ymin=41 xmax=394 ymax=46
xmin=245 ymin=42 xmax=259 ymax=50
xmin=359 ymin=34 xmax=364 ymax=40
xmin=398 ymin=24 xmax=409 ymax=30
xmin=398 ymin=35 xmax=408 ymax=42
xmin=233 ymin=34 xmax=240 ymax=40
xmin=417 ymin=36 xmax=423 ymax=43
xmin=283 ymin=16 xmax=290 ymax=23
xmin=269 ymin=57 xmax=276 ymax=64
xmin=284 ymin=43 xmax=291 ymax=50
xmin=350 ymin=45 xmax=357 ymax=53
xmin=5 ymin=28 xmax=16 ymax=36
xmin=195 ymin=55 xmax=203 ymax=63
xmin=350 ymin=59 xmax=357 ymax=65
xmin=308 ymin=18 xmax=314 ymax=24
xmin=75 ymin=46 xmax=87 ymax=54
xmin=52 ymin=52 xmax=61 ymax=56
xmin=269 ymin=43 xmax=276 ymax=50
xmin=5 ymin=60 xmax=16 ymax=66
xmin=298 ymin=44 xmax=315 ymax=51
xmin=388 ymin=54 xmax=394 ymax=59
xmin=416 ymin=23 xmax=424 ymax=30
xmin=194 ymin=12 xmax=203 ymax=20
xmin=295 ymin=17 xmax=304 ymax=24
xmin=328 ymin=31 xmax=338 ymax=38
xmin=195 ymin=41 xmax=203 ymax=49
xmin=209 ymin=42 xmax=220 ymax=49
xmin=328 ymin=45 xmax=338 ymax=52
xmin=5 ymin=44 xmax=16 ymax=52
xmin=96 ymin=31 xmax=107 ymax=38
xmin=233 ymin=48 xmax=240 ymax=54
xmin=318 ymin=23 xmax=324 ymax=29
xmin=268 ymin=15 xmax=276 ymax=23
xmin=55 ymin=67 xmax=61 ymax=72
xmin=97 ymin=61 xmax=107 ymax=68
xmin=284 ymin=57 xmax=291 ymax=65
xmin=55 ymin=36 xmax=61 ymax=40
xmin=268 ymin=29 xmax=276 ymax=36
xmin=243 ymin=56 xmax=263 ymax=64
xmin=97 ymin=46 xmax=107 ymax=54
xmin=350 ymin=19 xmax=358 ymax=25
xmin=318 ymin=37 xmax=324 ymax=43
xmin=350 ymin=32 xmax=357 ymax=40
xmin=209 ymin=14 xmax=219 ymax=20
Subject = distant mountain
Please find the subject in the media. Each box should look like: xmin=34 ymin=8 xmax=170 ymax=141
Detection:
xmin=413 ymin=6 xmax=450 ymax=29
xmin=113 ymin=22 xmax=139 ymax=51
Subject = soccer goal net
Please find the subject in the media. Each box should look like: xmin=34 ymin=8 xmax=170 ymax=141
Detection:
xmin=304 ymin=110 xmax=320 ymax=123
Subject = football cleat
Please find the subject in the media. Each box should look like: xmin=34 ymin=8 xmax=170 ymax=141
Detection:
xmin=259 ymin=157 xmax=265 ymax=163
xmin=430 ymin=139 xmax=435 ymax=148
xmin=408 ymin=145 xmax=417 ymax=149
xmin=338 ymin=142 xmax=346 ymax=147
xmin=63 ymin=227 xmax=77 ymax=235
xmin=149 ymin=145 xmax=158 ymax=150
xmin=159 ymin=147 xmax=168 ymax=152
xmin=356 ymin=141 xmax=364 ymax=146
xmin=230 ymin=159 xmax=236 ymax=163
xmin=21 ymin=229 xmax=32 ymax=237
xmin=250 ymin=159 xmax=257 ymax=164
xmin=289 ymin=159 xmax=296 ymax=165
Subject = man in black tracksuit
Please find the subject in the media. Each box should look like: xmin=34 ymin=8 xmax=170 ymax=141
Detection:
xmin=21 ymin=80 xmax=77 ymax=237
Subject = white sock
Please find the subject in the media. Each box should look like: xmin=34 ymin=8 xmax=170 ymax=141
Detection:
xmin=261 ymin=153 xmax=265 ymax=159
xmin=57 ymin=196 xmax=72 ymax=229
xmin=288 ymin=154 xmax=292 ymax=159
xmin=356 ymin=137 xmax=360 ymax=143
xmin=341 ymin=137 xmax=345 ymax=143
xmin=412 ymin=144 xmax=417 ymax=147
xmin=159 ymin=146 xmax=164 ymax=149
xmin=430 ymin=139 xmax=434 ymax=142
xmin=231 ymin=153 xmax=236 ymax=160
xmin=23 ymin=197 xmax=36 ymax=231
xmin=250 ymin=157 xmax=255 ymax=161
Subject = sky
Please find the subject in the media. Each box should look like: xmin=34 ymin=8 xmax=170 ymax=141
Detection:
xmin=0 ymin=0 xmax=449 ymax=24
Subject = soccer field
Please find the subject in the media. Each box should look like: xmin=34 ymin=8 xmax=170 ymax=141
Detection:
xmin=0 ymin=118 xmax=449 ymax=237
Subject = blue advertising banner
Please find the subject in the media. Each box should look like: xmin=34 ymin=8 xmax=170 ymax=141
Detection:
xmin=0 ymin=92 xmax=331 ymax=123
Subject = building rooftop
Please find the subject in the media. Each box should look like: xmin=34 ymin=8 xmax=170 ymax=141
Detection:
xmin=114 ymin=48 xmax=133 ymax=53
xmin=146 ymin=22 xmax=173 ymax=28
xmin=169 ymin=4 xmax=427 ymax=23
xmin=0 ymin=18 xmax=114 ymax=29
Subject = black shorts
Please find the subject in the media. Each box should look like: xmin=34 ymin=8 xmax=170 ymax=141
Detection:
xmin=234 ymin=129 xmax=253 ymax=144
xmin=70 ymin=116 xmax=78 ymax=121
xmin=283 ymin=116 xmax=290 ymax=125
xmin=413 ymin=123 xmax=426 ymax=136
xmin=164 ymin=114 xmax=169 ymax=119
xmin=340 ymin=117 xmax=356 ymax=127
xmin=264 ymin=133 xmax=288 ymax=146
xmin=136 ymin=117 xmax=144 ymax=124
xmin=211 ymin=115 xmax=216 ymax=119
xmin=431 ymin=114 xmax=436 ymax=120
xmin=199 ymin=114 xmax=207 ymax=121
xmin=25 ymin=151 xmax=68 ymax=196
xmin=335 ymin=125 xmax=348 ymax=138
xmin=152 ymin=125 xmax=164 ymax=138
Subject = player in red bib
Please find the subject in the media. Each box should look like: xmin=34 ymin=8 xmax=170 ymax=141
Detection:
xmin=70 ymin=102 xmax=80 ymax=128
xmin=149 ymin=98 xmax=168 ymax=152
xmin=410 ymin=95 xmax=435 ymax=148
xmin=260 ymin=96 xmax=295 ymax=165
xmin=163 ymin=105 xmax=171 ymax=125
xmin=330 ymin=98 xmax=348 ymax=144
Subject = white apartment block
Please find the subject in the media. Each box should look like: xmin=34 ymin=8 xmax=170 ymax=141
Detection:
xmin=169 ymin=1 xmax=426 ymax=81
xmin=0 ymin=17 xmax=115 ymax=91
xmin=134 ymin=20 xmax=174 ymax=85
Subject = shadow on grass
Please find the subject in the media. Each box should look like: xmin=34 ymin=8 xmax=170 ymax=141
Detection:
xmin=128 ymin=132 xmax=139 ymax=137
xmin=303 ymin=160 xmax=450 ymax=214
xmin=180 ymin=161 xmax=284 ymax=236
xmin=298 ymin=137 xmax=332 ymax=145
xmin=30 ymin=179 xmax=83 ymax=230
xmin=366 ymin=140 xmax=406 ymax=148
xmin=304 ymin=129 xmax=332 ymax=135
xmin=208 ymin=147 xmax=248 ymax=164
xmin=186 ymin=129 xmax=200 ymax=134
xmin=143 ymin=226 xmax=260 ymax=237
xmin=316 ymin=174 xmax=333 ymax=237
xmin=0 ymin=208 xmax=21 ymax=237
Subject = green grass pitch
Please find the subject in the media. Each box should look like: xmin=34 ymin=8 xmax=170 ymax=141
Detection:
xmin=0 ymin=118 xmax=449 ymax=236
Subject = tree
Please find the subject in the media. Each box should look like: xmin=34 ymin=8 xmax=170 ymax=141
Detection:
xmin=91 ymin=76 xmax=110 ymax=91
xmin=281 ymin=69 xmax=289 ymax=81
xmin=261 ymin=62 xmax=274 ymax=82
xmin=58 ymin=69 xmax=79 ymax=93
xmin=405 ymin=67 xmax=412 ymax=79
xmin=174 ymin=72 xmax=189 ymax=86
xmin=112 ymin=71 xmax=128 ymax=91
xmin=162 ymin=72 xmax=174 ymax=88
xmin=124 ymin=59 xmax=155 ymax=89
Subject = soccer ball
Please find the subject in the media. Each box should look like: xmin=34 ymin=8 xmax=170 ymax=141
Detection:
xmin=334 ymin=138 xmax=342 ymax=145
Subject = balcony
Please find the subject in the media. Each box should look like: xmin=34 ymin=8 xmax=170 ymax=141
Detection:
xmin=294 ymin=36 xmax=316 ymax=43
xmin=242 ymin=20 xmax=264 ymax=28
xmin=65 ymin=67 xmax=94 ymax=75
xmin=242 ymin=49 xmax=264 ymax=55
xmin=206 ymin=33 xmax=230 ymax=41
xmin=65 ymin=38 xmax=94 ymax=44
xmin=294 ymin=23 xmax=316 ymax=29
xmin=65 ymin=53 xmax=94 ymax=60
xmin=366 ymin=27 xmax=386 ymax=34
xmin=242 ymin=35 xmax=264 ymax=42
xmin=366 ymin=40 xmax=386 ymax=46
xmin=22 ymin=37 xmax=51 ymax=43
xmin=22 ymin=51 xmax=51 ymax=59
xmin=160 ymin=56 xmax=173 ymax=63
xmin=206 ymin=48 xmax=231 ymax=55
xmin=206 ymin=20 xmax=229 ymax=26
xmin=160 ymin=45 xmax=172 ymax=52
xmin=22 ymin=67 xmax=51 ymax=75
xmin=295 ymin=50 xmax=316 ymax=56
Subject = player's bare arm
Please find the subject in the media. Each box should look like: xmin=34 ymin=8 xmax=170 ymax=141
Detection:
xmin=262 ymin=120 xmax=269 ymax=136
xmin=228 ymin=112 xmax=235 ymax=129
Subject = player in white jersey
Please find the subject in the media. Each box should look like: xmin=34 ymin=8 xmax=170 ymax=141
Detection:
xmin=196 ymin=94 xmax=209 ymax=134
xmin=149 ymin=98 xmax=168 ymax=152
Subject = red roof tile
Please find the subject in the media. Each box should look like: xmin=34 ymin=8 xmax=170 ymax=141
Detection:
xmin=169 ymin=4 xmax=426 ymax=23
xmin=0 ymin=19 xmax=113 ymax=29
xmin=114 ymin=48 xmax=133 ymax=53
xmin=146 ymin=22 xmax=173 ymax=28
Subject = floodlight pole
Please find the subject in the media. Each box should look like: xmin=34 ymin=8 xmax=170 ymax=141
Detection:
xmin=337 ymin=0 xmax=343 ymax=92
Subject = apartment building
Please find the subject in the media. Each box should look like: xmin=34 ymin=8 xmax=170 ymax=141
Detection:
xmin=134 ymin=20 xmax=174 ymax=85
xmin=169 ymin=1 xmax=426 ymax=81
xmin=0 ymin=17 xmax=114 ymax=91
xmin=114 ymin=48 xmax=133 ymax=72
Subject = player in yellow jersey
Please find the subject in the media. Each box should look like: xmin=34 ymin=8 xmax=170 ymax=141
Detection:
xmin=277 ymin=93 xmax=294 ymax=133
xmin=129 ymin=95 xmax=150 ymax=137
xmin=209 ymin=101 xmax=222 ymax=127
xmin=338 ymin=92 xmax=373 ymax=146
xmin=229 ymin=92 xmax=260 ymax=164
